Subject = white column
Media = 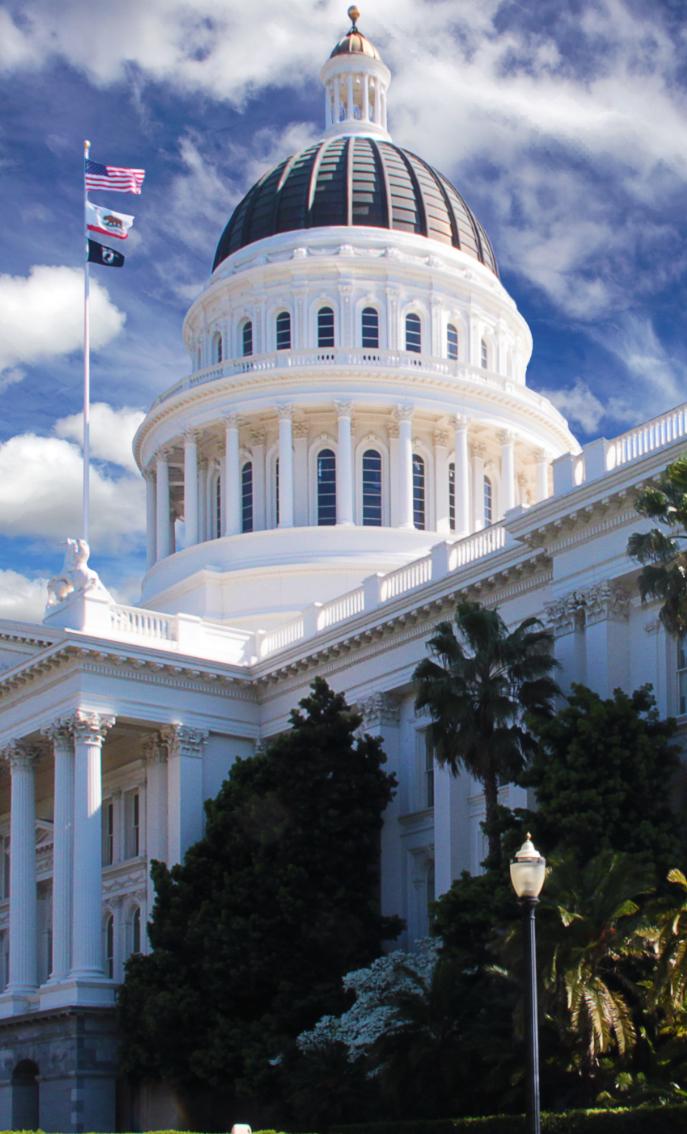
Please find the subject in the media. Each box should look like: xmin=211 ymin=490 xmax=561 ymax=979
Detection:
xmin=293 ymin=422 xmax=308 ymax=526
xmin=198 ymin=460 xmax=208 ymax=542
xmin=347 ymin=73 xmax=354 ymax=120
xmin=183 ymin=430 xmax=199 ymax=546
xmin=4 ymin=745 xmax=38 ymax=997
xmin=363 ymin=74 xmax=370 ymax=122
xmin=155 ymin=450 xmax=171 ymax=560
xmin=70 ymin=711 xmax=114 ymax=980
xmin=386 ymin=288 xmax=400 ymax=350
xmin=471 ymin=442 xmax=486 ymax=531
xmin=536 ymin=449 xmax=550 ymax=502
xmin=454 ymin=416 xmax=471 ymax=538
xmin=43 ymin=724 xmax=74 ymax=982
xmin=145 ymin=470 xmax=157 ymax=569
xmin=500 ymin=430 xmax=516 ymax=515
xmin=278 ymin=404 xmax=294 ymax=528
xmin=336 ymin=402 xmax=354 ymax=525
xmin=161 ymin=726 xmax=208 ymax=866
xmin=144 ymin=736 xmax=168 ymax=919
xmin=433 ymin=430 xmax=450 ymax=535
xmin=223 ymin=414 xmax=241 ymax=536
xmin=341 ymin=285 xmax=353 ymax=346
xmin=251 ymin=430 xmax=266 ymax=531
xmin=396 ymin=405 xmax=414 ymax=529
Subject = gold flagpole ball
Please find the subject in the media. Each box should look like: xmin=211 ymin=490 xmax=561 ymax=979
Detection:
xmin=348 ymin=6 xmax=360 ymax=24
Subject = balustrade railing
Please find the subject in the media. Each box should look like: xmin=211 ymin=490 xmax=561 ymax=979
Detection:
xmin=449 ymin=524 xmax=506 ymax=569
xmin=110 ymin=605 xmax=174 ymax=640
xmin=259 ymin=617 xmax=305 ymax=658
xmin=607 ymin=405 xmax=687 ymax=469
xmin=379 ymin=555 xmax=432 ymax=602
xmin=317 ymin=589 xmax=365 ymax=630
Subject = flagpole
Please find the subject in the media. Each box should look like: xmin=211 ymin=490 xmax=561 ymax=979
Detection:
xmin=83 ymin=139 xmax=91 ymax=546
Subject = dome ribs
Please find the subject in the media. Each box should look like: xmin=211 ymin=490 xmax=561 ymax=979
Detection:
xmin=212 ymin=141 xmax=498 ymax=275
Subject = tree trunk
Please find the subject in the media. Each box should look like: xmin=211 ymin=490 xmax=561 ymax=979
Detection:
xmin=483 ymin=771 xmax=500 ymax=869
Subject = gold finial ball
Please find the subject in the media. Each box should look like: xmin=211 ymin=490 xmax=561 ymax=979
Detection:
xmin=348 ymin=5 xmax=360 ymax=25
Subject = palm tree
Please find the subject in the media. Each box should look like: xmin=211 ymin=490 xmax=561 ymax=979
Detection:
xmin=627 ymin=455 xmax=687 ymax=635
xmin=413 ymin=600 xmax=558 ymax=869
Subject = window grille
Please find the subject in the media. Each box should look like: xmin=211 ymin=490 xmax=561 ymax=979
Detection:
xmin=413 ymin=453 xmax=426 ymax=529
xmin=405 ymin=313 xmax=422 ymax=353
xmin=317 ymin=449 xmax=336 ymax=525
xmin=362 ymin=306 xmax=379 ymax=349
xmin=362 ymin=449 xmax=382 ymax=526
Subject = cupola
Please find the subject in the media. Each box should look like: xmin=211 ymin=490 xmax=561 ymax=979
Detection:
xmin=320 ymin=7 xmax=391 ymax=140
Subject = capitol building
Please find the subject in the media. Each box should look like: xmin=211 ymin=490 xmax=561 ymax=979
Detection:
xmin=0 ymin=9 xmax=685 ymax=1131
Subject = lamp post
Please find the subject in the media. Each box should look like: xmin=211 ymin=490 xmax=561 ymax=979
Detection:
xmin=510 ymin=834 xmax=546 ymax=1134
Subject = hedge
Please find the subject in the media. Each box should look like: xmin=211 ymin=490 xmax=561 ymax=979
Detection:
xmin=332 ymin=1105 xmax=687 ymax=1134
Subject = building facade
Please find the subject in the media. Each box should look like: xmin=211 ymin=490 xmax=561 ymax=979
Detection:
xmin=0 ymin=10 xmax=684 ymax=1131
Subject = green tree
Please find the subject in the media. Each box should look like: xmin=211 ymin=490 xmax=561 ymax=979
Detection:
xmin=628 ymin=455 xmax=687 ymax=635
xmin=414 ymin=600 xmax=558 ymax=868
xmin=118 ymin=678 xmax=400 ymax=1122
xmin=520 ymin=684 xmax=682 ymax=872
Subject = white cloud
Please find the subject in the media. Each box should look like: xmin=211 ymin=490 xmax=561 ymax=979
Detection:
xmin=0 ymin=367 xmax=25 ymax=394
xmin=0 ymin=265 xmax=125 ymax=374
xmin=540 ymin=380 xmax=608 ymax=435
xmin=54 ymin=402 xmax=145 ymax=473
xmin=0 ymin=432 xmax=145 ymax=549
xmin=0 ymin=570 xmax=48 ymax=623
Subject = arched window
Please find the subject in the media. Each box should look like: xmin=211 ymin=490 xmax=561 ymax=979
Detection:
xmin=317 ymin=449 xmax=336 ymax=526
xmin=448 ymin=461 xmax=456 ymax=531
xmin=484 ymin=475 xmax=493 ymax=524
xmin=413 ymin=454 xmax=426 ymax=529
xmin=405 ymin=313 xmax=422 ymax=353
xmin=317 ymin=306 xmax=335 ymax=348
xmin=447 ymin=323 xmax=458 ymax=360
xmin=241 ymin=461 xmax=253 ymax=533
xmin=276 ymin=311 xmax=291 ymax=351
xmin=362 ymin=306 xmax=379 ymax=349
xmin=131 ymin=907 xmax=141 ymax=956
xmin=215 ymin=474 xmax=222 ymax=539
xmin=362 ymin=449 xmax=382 ymax=526
xmin=212 ymin=331 xmax=223 ymax=364
xmin=105 ymin=914 xmax=114 ymax=980
xmin=242 ymin=319 xmax=253 ymax=357
xmin=480 ymin=338 xmax=488 ymax=369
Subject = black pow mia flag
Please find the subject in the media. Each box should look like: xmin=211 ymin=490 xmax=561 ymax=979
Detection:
xmin=87 ymin=238 xmax=125 ymax=268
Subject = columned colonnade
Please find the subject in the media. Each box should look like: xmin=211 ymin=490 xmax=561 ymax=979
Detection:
xmin=145 ymin=402 xmax=551 ymax=565
xmin=0 ymin=717 xmax=208 ymax=1009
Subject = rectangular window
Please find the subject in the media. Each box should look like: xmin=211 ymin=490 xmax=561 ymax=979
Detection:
xmin=102 ymin=799 xmax=114 ymax=866
xmin=124 ymin=791 xmax=140 ymax=859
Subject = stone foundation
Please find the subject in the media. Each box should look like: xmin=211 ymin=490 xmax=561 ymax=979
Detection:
xmin=0 ymin=1006 xmax=118 ymax=1133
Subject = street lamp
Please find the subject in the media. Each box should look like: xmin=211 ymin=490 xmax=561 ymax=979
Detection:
xmin=510 ymin=834 xmax=546 ymax=1134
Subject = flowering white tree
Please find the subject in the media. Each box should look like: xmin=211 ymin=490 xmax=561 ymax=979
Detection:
xmin=297 ymin=938 xmax=440 ymax=1063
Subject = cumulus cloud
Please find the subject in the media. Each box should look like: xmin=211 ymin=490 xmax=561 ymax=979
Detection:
xmin=0 ymin=265 xmax=125 ymax=374
xmin=0 ymin=570 xmax=48 ymax=623
xmin=539 ymin=380 xmax=608 ymax=434
xmin=54 ymin=402 xmax=145 ymax=473
xmin=0 ymin=432 xmax=145 ymax=549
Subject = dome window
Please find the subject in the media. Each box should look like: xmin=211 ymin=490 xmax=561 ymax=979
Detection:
xmin=276 ymin=311 xmax=291 ymax=351
xmin=448 ymin=461 xmax=456 ymax=530
xmin=242 ymin=461 xmax=253 ymax=533
xmin=212 ymin=331 xmax=223 ymax=365
xmin=447 ymin=324 xmax=458 ymax=361
xmin=361 ymin=306 xmax=379 ymax=349
xmin=480 ymin=338 xmax=488 ymax=369
xmin=242 ymin=319 xmax=253 ymax=357
xmin=362 ymin=449 xmax=382 ymax=526
xmin=405 ymin=313 xmax=422 ymax=354
xmin=484 ymin=475 xmax=493 ymax=524
xmin=318 ymin=306 xmax=335 ymax=348
xmin=413 ymin=453 xmax=426 ymax=529
xmin=317 ymin=449 xmax=337 ymax=525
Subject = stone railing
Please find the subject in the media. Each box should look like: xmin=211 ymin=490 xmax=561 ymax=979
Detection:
xmin=150 ymin=347 xmax=536 ymax=409
xmin=553 ymin=400 xmax=687 ymax=493
xmin=258 ymin=522 xmax=509 ymax=660
xmin=108 ymin=604 xmax=254 ymax=664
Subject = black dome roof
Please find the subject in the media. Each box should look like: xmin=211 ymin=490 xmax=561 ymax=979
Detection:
xmin=213 ymin=137 xmax=498 ymax=275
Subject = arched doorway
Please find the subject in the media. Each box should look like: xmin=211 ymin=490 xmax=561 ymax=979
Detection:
xmin=12 ymin=1060 xmax=39 ymax=1129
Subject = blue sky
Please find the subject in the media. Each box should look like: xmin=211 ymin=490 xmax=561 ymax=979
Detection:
xmin=0 ymin=0 xmax=686 ymax=621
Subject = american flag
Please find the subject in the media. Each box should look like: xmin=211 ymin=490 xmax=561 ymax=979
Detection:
xmin=85 ymin=159 xmax=145 ymax=194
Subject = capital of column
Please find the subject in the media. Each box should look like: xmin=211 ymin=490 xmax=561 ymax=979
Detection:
xmin=277 ymin=403 xmax=294 ymax=421
xmin=358 ymin=692 xmax=401 ymax=729
xmin=156 ymin=445 xmax=172 ymax=463
xmin=454 ymin=414 xmax=468 ymax=431
xmin=335 ymin=400 xmax=352 ymax=418
xmin=498 ymin=429 xmax=515 ymax=446
xmin=223 ymin=413 xmax=240 ymax=431
xmin=71 ymin=711 xmax=115 ymax=745
xmin=142 ymin=734 xmax=168 ymax=766
xmin=395 ymin=403 xmax=414 ymax=423
xmin=184 ymin=427 xmax=200 ymax=444
xmin=2 ymin=741 xmax=39 ymax=771
xmin=161 ymin=724 xmax=208 ymax=759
